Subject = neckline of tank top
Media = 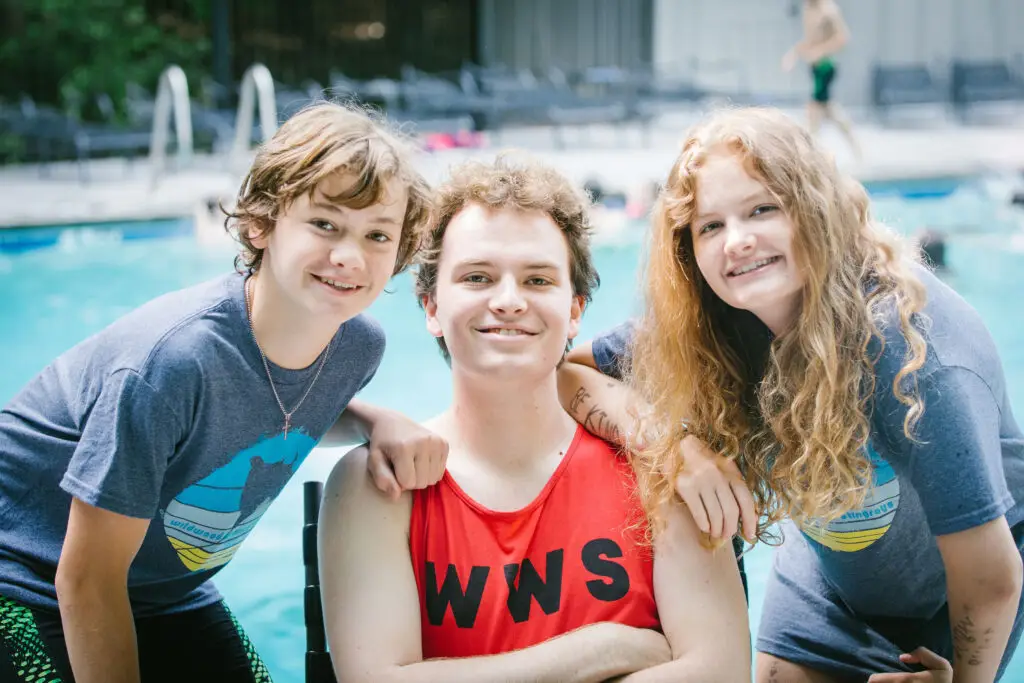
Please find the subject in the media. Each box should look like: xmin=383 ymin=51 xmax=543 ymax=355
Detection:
xmin=439 ymin=425 xmax=589 ymax=518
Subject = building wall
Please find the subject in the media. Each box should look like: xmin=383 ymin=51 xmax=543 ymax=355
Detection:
xmin=652 ymin=0 xmax=1024 ymax=106
xmin=476 ymin=0 xmax=653 ymax=74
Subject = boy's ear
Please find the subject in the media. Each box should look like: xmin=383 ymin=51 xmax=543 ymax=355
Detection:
xmin=567 ymin=295 xmax=584 ymax=341
xmin=423 ymin=295 xmax=443 ymax=338
xmin=246 ymin=220 xmax=271 ymax=250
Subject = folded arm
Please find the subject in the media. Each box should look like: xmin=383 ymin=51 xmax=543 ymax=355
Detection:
xmin=318 ymin=446 xmax=670 ymax=683
xmin=616 ymin=499 xmax=752 ymax=682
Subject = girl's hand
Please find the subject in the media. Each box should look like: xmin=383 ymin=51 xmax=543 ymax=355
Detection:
xmin=670 ymin=435 xmax=757 ymax=544
xmin=867 ymin=647 xmax=953 ymax=683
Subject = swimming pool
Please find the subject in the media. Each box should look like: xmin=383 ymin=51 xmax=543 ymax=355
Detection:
xmin=1 ymin=179 xmax=1022 ymax=680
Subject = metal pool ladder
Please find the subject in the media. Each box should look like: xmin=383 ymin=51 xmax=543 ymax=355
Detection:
xmin=148 ymin=64 xmax=194 ymax=184
xmin=230 ymin=63 xmax=279 ymax=168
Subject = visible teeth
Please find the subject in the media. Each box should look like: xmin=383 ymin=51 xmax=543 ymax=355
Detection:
xmin=320 ymin=277 xmax=357 ymax=290
xmin=485 ymin=329 xmax=526 ymax=336
xmin=732 ymin=257 xmax=777 ymax=276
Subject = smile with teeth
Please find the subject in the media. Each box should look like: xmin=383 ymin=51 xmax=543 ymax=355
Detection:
xmin=478 ymin=328 xmax=533 ymax=336
xmin=729 ymin=256 xmax=780 ymax=277
xmin=316 ymin=275 xmax=361 ymax=291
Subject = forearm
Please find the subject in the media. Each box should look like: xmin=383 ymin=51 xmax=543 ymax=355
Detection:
xmin=947 ymin=579 xmax=1022 ymax=681
xmin=787 ymin=39 xmax=809 ymax=54
xmin=557 ymin=362 xmax=640 ymax=447
xmin=323 ymin=398 xmax=384 ymax=446
xmin=612 ymin=656 xmax=746 ymax=683
xmin=58 ymin=584 xmax=140 ymax=683
xmin=382 ymin=628 xmax=635 ymax=683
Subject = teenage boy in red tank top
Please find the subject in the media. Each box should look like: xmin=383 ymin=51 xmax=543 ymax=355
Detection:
xmin=317 ymin=156 xmax=750 ymax=682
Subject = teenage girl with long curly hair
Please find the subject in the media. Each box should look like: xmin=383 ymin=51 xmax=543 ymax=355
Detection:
xmin=557 ymin=107 xmax=1024 ymax=682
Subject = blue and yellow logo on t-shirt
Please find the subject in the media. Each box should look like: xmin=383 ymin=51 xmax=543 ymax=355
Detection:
xmin=801 ymin=446 xmax=901 ymax=552
xmin=160 ymin=432 xmax=317 ymax=572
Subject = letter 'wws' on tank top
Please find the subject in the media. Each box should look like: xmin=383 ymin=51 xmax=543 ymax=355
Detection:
xmin=409 ymin=427 xmax=660 ymax=658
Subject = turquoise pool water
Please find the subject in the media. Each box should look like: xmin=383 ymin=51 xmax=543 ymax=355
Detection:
xmin=1 ymin=180 xmax=1022 ymax=680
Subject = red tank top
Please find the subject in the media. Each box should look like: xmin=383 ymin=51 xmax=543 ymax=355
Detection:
xmin=409 ymin=426 xmax=660 ymax=658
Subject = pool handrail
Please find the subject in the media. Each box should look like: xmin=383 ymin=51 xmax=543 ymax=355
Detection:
xmin=231 ymin=63 xmax=278 ymax=168
xmin=148 ymin=64 xmax=194 ymax=183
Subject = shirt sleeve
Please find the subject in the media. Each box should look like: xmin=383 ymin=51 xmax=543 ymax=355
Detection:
xmin=357 ymin=322 xmax=385 ymax=392
xmin=902 ymin=365 xmax=1014 ymax=536
xmin=60 ymin=369 xmax=184 ymax=520
xmin=590 ymin=321 xmax=636 ymax=381
xmin=358 ymin=362 xmax=380 ymax=393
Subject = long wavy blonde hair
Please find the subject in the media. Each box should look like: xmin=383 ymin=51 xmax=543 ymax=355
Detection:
xmin=628 ymin=108 xmax=928 ymax=541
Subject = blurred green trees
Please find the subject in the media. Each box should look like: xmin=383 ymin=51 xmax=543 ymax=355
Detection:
xmin=0 ymin=0 xmax=212 ymax=121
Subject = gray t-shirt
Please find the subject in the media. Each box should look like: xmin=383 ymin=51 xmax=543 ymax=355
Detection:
xmin=592 ymin=265 xmax=1024 ymax=619
xmin=0 ymin=272 xmax=384 ymax=616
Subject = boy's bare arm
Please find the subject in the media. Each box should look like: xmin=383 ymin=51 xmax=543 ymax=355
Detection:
xmin=612 ymin=500 xmax=751 ymax=682
xmin=57 ymin=499 xmax=149 ymax=683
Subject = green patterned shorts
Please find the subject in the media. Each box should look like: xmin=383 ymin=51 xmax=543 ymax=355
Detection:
xmin=0 ymin=595 xmax=273 ymax=682
xmin=0 ymin=595 xmax=62 ymax=682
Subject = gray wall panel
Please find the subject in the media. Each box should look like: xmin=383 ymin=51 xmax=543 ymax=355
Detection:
xmin=651 ymin=0 xmax=1024 ymax=106
xmin=476 ymin=0 xmax=652 ymax=73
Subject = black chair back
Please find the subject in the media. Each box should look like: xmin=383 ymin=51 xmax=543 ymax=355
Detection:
xmin=303 ymin=480 xmax=337 ymax=683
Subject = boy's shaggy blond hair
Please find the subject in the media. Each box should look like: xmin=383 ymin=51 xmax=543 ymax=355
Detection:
xmin=226 ymin=102 xmax=433 ymax=275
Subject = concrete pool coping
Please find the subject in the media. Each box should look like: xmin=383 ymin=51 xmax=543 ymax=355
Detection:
xmin=2 ymin=111 xmax=1022 ymax=230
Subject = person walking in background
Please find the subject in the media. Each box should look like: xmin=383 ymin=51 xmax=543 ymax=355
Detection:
xmin=783 ymin=0 xmax=861 ymax=160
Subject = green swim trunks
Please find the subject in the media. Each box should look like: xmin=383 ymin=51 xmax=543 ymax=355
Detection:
xmin=811 ymin=57 xmax=836 ymax=103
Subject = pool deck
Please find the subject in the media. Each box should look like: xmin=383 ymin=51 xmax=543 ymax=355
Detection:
xmin=1 ymin=107 xmax=1023 ymax=229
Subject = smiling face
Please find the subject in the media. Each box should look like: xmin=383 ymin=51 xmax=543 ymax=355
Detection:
xmin=251 ymin=172 xmax=408 ymax=326
xmin=423 ymin=203 xmax=582 ymax=380
xmin=690 ymin=151 xmax=805 ymax=335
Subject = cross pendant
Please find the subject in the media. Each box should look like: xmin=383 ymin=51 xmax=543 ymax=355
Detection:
xmin=283 ymin=415 xmax=291 ymax=440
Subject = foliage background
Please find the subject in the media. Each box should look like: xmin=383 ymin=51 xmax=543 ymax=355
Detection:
xmin=0 ymin=0 xmax=212 ymax=121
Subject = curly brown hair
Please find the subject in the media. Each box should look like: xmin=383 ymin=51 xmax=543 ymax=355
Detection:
xmin=224 ymin=101 xmax=433 ymax=275
xmin=414 ymin=154 xmax=601 ymax=362
xmin=629 ymin=107 xmax=927 ymax=542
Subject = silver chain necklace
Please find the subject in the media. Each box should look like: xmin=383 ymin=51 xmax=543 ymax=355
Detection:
xmin=244 ymin=275 xmax=331 ymax=439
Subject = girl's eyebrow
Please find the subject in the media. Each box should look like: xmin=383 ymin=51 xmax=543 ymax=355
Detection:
xmin=695 ymin=190 xmax=774 ymax=223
